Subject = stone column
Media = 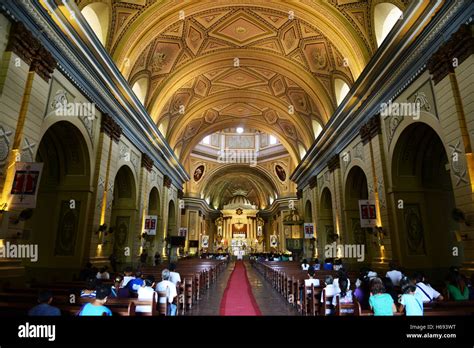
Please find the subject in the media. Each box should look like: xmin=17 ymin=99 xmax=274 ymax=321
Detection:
xmin=427 ymin=23 xmax=474 ymax=271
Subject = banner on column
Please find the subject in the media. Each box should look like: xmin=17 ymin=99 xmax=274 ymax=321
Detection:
xmin=178 ymin=227 xmax=187 ymax=237
xmin=358 ymin=199 xmax=377 ymax=228
xmin=9 ymin=162 xmax=43 ymax=209
xmin=304 ymin=223 xmax=315 ymax=239
xmin=144 ymin=215 xmax=158 ymax=235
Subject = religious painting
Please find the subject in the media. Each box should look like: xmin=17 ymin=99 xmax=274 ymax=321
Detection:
xmin=270 ymin=234 xmax=278 ymax=247
xmin=275 ymin=164 xmax=286 ymax=181
xmin=193 ymin=165 xmax=204 ymax=182
xmin=201 ymin=235 xmax=209 ymax=248
xmin=54 ymin=200 xmax=80 ymax=256
xmin=114 ymin=216 xmax=130 ymax=256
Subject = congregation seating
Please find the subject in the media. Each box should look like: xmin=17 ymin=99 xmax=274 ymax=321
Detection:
xmin=252 ymin=260 xmax=474 ymax=316
xmin=0 ymin=258 xmax=228 ymax=317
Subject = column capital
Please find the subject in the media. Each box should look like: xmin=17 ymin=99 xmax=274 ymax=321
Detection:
xmin=308 ymin=175 xmax=318 ymax=189
xmin=140 ymin=153 xmax=153 ymax=172
xmin=163 ymin=175 xmax=172 ymax=188
xmin=428 ymin=23 xmax=473 ymax=84
xmin=100 ymin=114 xmax=122 ymax=142
xmin=6 ymin=21 xmax=56 ymax=81
xmin=359 ymin=114 xmax=381 ymax=145
xmin=327 ymin=154 xmax=340 ymax=172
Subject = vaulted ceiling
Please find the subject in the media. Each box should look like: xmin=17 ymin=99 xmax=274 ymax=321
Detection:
xmin=76 ymin=0 xmax=409 ymax=164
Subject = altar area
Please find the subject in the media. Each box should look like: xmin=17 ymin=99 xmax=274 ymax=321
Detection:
xmin=214 ymin=190 xmax=265 ymax=254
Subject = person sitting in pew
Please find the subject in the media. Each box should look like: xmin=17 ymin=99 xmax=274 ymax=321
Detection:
xmin=298 ymin=266 xmax=320 ymax=304
xmin=137 ymin=275 xmax=156 ymax=313
xmin=412 ymin=272 xmax=444 ymax=303
xmin=334 ymin=269 xmax=350 ymax=293
xmin=110 ymin=275 xmax=130 ymax=298
xmin=354 ymin=269 xmax=372 ymax=309
xmin=169 ymin=263 xmax=181 ymax=286
xmin=96 ymin=266 xmax=110 ymax=280
xmin=323 ymin=258 xmax=333 ymax=270
xmin=447 ymin=272 xmax=469 ymax=301
xmin=78 ymin=262 xmax=95 ymax=281
xmin=332 ymin=278 xmax=353 ymax=314
xmin=80 ymin=278 xmax=98 ymax=298
xmin=312 ymin=258 xmax=321 ymax=271
xmin=382 ymin=277 xmax=398 ymax=303
xmin=156 ymin=269 xmax=177 ymax=316
xmin=78 ymin=285 xmax=112 ymax=316
xmin=333 ymin=258 xmax=343 ymax=271
xmin=301 ymin=259 xmax=310 ymax=271
xmin=128 ymin=271 xmax=145 ymax=294
xmin=369 ymin=277 xmax=397 ymax=316
xmin=122 ymin=267 xmax=135 ymax=288
xmin=321 ymin=275 xmax=339 ymax=315
xmin=386 ymin=261 xmax=403 ymax=286
xmin=28 ymin=290 xmax=61 ymax=316
xmin=398 ymin=280 xmax=423 ymax=316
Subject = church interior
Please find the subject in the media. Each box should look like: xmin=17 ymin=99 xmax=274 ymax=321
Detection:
xmin=0 ymin=0 xmax=474 ymax=329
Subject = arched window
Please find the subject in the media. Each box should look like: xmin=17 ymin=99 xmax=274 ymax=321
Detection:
xmin=131 ymin=77 xmax=149 ymax=105
xmin=81 ymin=3 xmax=110 ymax=46
xmin=374 ymin=3 xmax=403 ymax=47
xmin=334 ymin=78 xmax=350 ymax=106
xmin=298 ymin=143 xmax=307 ymax=159
xmin=312 ymin=119 xmax=323 ymax=139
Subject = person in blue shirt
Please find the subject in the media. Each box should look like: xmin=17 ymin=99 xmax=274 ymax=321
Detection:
xmin=369 ymin=277 xmax=396 ymax=316
xmin=399 ymin=282 xmax=424 ymax=316
xmin=127 ymin=271 xmax=145 ymax=294
xmin=28 ymin=290 xmax=61 ymax=316
xmin=323 ymin=258 xmax=333 ymax=270
xmin=78 ymin=284 xmax=112 ymax=316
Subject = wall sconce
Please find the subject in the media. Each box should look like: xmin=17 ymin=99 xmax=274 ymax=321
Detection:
xmin=454 ymin=230 xmax=470 ymax=242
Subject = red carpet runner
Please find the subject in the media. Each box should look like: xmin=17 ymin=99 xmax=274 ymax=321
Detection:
xmin=219 ymin=261 xmax=262 ymax=316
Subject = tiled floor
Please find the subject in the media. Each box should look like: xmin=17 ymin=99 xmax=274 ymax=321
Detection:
xmin=186 ymin=261 xmax=299 ymax=316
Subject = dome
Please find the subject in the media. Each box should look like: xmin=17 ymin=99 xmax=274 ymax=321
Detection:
xmin=223 ymin=194 xmax=257 ymax=210
xmin=227 ymin=195 xmax=251 ymax=206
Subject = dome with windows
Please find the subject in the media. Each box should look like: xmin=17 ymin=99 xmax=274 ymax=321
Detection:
xmin=223 ymin=190 xmax=257 ymax=210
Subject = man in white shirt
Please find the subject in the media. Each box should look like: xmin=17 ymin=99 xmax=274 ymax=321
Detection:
xmin=386 ymin=261 xmax=403 ymax=286
xmin=301 ymin=259 xmax=310 ymax=271
xmin=321 ymin=275 xmax=340 ymax=315
xmin=136 ymin=276 xmax=156 ymax=313
xmin=304 ymin=267 xmax=320 ymax=292
xmin=413 ymin=272 xmax=444 ymax=303
xmin=156 ymin=269 xmax=177 ymax=316
xmin=168 ymin=263 xmax=181 ymax=286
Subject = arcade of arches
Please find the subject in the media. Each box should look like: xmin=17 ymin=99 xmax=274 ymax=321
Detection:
xmin=0 ymin=0 xmax=473 ymax=286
